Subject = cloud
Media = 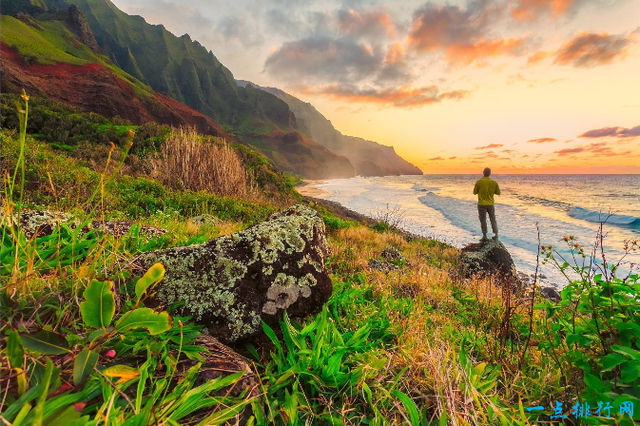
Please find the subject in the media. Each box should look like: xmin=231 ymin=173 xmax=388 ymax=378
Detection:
xmin=429 ymin=156 xmax=445 ymax=160
xmin=527 ymin=50 xmax=550 ymax=65
xmin=555 ymin=142 xmax=633 ymax=157
xmin=449 ymin=156 xmax=457 ymax=159
xmin=336 ymin=9 xmax=397 ymax=39
xmin=475 ymin=143 xmax=504 ymax=149
xmin=578 ymin=125 xmax=640 ymax=138
xmin=264 ymin=37 xmax=383 ymax=84
xmin=407 ymin=1 xmax=532 ymax=65
xmin=303 ymin=84 xmax=470 ymax=107
xmin=377 ymin=42 xmax=413 ymax=83
xmin=510 ymin=0 xmax=581 ymax=21
xmin=554 ymin=147 xmax=585 ymax=155
xmin=217 ymin=15 xmax=265 ymax=47
xmin=553 ymin=31 xmax=634 ymax=68
xmin=528 ymin=137 xmax=557 ymax=143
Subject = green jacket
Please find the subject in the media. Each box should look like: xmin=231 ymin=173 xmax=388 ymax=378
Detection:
xmin=473 ymin=177 xmax=501 ymax=206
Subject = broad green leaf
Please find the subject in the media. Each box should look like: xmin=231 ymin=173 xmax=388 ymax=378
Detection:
xmin=73 ymin=348 xmax=98 ymax=386
xmin=114 ymin=308 xmax=172 ymax=335
xmin=602 ymin=353 xmax=627 ymax=371
xmin=102 ymin=365 xmax=140 ymax=384
xmin=391 ymin=390 xmax=420 ymax=426
xmin=620 ymin=361 xmax=640 ymax=383
xmin=6 ymin=329 xmax=24 ymax=368
xmin=80 ymin=280 xmax=115 ymax=329
xmin=135 ymin=263 xmax=165 ymax=303
xmin=21 ymin=331 xmax=71 ymax=355
xmin=584 ymin=372 xmax=604 ymax=391
xmin=611 ymin=345 xmax=640 ymax=360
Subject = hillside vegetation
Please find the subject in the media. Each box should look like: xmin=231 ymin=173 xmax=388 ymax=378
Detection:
xmin=241 ymin=82 xmax=423 ymax=177
xmin=0 ymin=5 xmax=356 ymax=179
xmin=1 ymin=95 xmax=638 ymax=425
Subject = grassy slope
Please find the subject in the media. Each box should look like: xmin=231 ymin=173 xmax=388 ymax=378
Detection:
xmin=2 ymin=124 xmax=639 ymax=424
xmin=1 ymin=14 xmax=154 ymax=98
xmin=1 ymin=15 xmax=88 ymax=65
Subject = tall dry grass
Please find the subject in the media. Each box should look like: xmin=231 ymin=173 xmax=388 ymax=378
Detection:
xmin=151 ymin=127 xmax=253 ymax=197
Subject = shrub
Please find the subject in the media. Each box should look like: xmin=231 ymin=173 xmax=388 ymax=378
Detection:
xmin=150 ymin=127 xmax=252 ymax=198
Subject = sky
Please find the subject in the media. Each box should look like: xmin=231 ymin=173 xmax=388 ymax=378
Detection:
xmin=111 ymin=0 xmax=640 ymax=173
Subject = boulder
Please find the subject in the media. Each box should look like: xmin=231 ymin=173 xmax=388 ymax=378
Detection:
xmin=458 ymin=239 xmax=522 ymax=289
xmin=368 ymin=246 xmax=409 ymax=273
xmin=540 ymin=286 xmax=561 ymax=303
xmin=135 ymin=204 xmax=332 ymax=343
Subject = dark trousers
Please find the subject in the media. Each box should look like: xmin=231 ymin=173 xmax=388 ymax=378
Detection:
xmin=478 ymin=204 xmax=498 ymax=235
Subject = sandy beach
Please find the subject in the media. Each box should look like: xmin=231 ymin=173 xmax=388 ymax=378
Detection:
xmin=295 ymin=180 xmax=329 ymax=198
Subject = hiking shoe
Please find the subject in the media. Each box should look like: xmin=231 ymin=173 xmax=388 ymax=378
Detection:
xmin=480 ymin=236 xmax=489 ymax=242
xmin=492 ymin=235 xmax=499 ymax=241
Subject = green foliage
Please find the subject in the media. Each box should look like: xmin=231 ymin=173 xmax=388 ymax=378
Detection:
xmin=535 ymin=238 xmax=640 ymax=423
xmin=0 ymin=15 xmax=88 ymax=65
xmin=79 ymin=280 xmax=116 ymax=329
xmin=1 ymin=94 xmax=166 ymax=150
xmin=249 ymin=278 xmax=422 ymax=425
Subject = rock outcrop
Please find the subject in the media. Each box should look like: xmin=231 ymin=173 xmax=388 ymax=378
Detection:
xmin=458 ymin=239 xmax=522 ymax=289
xmin=66 ymin=5 xmax=101 ymax=54
xmin=2 ymin=209 xmax=166 ymax=239
xmin=135 ymin=204 xmax=332 ymax=343
xmin=540 ymin=286 xmax=561 ymax=303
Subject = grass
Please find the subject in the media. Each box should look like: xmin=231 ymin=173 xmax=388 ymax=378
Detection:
xmin=1 ymin=95 xmax=639 ymax=426
xmin=0 ymin=15 xmax=89 ymax=65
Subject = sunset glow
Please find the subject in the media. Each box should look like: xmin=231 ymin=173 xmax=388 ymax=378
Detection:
xmin=112 ymin=0 xmax=640 ymax=173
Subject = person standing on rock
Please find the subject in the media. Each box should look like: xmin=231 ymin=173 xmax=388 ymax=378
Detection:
xmin=473 ymin=167 xmax=500 ymax=242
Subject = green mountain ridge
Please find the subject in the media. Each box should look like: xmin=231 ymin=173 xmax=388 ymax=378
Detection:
xmin=40 ymin=0 xmax=293 ymax=131
xmin=237 ymin=81 xmax=423 ymax=176
xmin=1 ymin=0 xmax=357 ymax=179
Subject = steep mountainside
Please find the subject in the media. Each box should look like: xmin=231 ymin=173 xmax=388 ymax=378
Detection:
xmin=40 ymin=0 xmax=293 ymax=133
xmin=0 ymin=4 xmax=356 ymax=179
xmin=239 ymin=82 xmax=423 ymax=176
xmin=0 ymin=14 xmax=226 ymax=136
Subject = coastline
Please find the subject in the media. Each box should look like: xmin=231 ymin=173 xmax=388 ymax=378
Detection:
xmin=299 ymin=178 xmax=556 ymax=289
xmin=295 ymin=180 xmax=330 ymax=198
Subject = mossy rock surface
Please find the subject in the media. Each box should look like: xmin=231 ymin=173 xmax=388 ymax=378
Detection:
xmin=136 ymin=204 xmax=332 ymax=343
xmin=459 ymin=239 xmax=522 ymax=289
xmin=2 ymin=209 xmax=166 ymax=239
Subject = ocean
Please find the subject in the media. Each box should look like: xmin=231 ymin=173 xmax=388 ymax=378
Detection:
xmin=304 ymin=174 xmax=640 ymax=287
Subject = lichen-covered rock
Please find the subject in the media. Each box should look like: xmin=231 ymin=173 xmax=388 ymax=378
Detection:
xmin=381 ymin=247 xmax=408 ymax=265
xmin=90 ymin=220 xmax=166 ymax=239
xmin=368 ymin=257 xmax=398 ymax=272
xmin=540 ymin=286 xmax=561 ymax=303
xmin=1 ymin=209 xmax=166 ymax=239
xmin=190 ymin=214 xmax=221 ymax=227
xmin=135 ymin=204 xmax=332 ymax=343
xmin=2 ymin=209 xmax=74 ymax=238
xmin=368 ymin=247 xmax=408 ymax=272
xmin=459 ymin=239 xmax=522 ymax=289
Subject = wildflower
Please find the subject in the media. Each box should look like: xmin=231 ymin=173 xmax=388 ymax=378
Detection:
xmin=563 ymin=237 xmax=568 ymax=242
xmin=105 ymin=349 xmax=116 ymax=358
xmin=126 ymin=129 xmax=135 ymax=138
xmin=574 ymin=244 xmax=579 ymax=248
xmin=21 ymin=89 xmax=29 ymax=102
xmin=109 ymin=141 xmax=115 ymax=152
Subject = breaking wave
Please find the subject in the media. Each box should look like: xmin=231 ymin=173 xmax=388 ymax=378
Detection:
xmin=568 ymin=207 xmax=640 ymax=229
